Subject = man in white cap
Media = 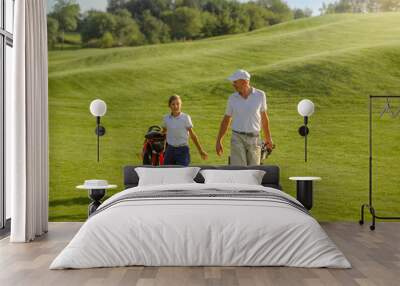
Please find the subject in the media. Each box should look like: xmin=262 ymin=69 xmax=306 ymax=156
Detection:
xmin=216 ymin=69 xmax=273 ymax=166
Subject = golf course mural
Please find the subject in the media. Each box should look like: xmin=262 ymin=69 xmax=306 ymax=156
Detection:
xmin=48 ymin=11 xmax=400 ymax=221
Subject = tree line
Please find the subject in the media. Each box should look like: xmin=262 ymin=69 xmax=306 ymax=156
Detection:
xmin=320 ymin=0 xmax=400 ymax=14
xmin=47 ymin=0 xmax=313 ymax=49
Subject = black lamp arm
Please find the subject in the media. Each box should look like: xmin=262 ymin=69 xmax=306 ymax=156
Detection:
xmin=95 ymin=116 xmax=106 ymax=137
xmin=94 ymin=116 xmax=106 ymax=162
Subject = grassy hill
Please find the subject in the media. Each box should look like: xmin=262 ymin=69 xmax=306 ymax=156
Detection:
xmin=53 ymin=32 xmax=82 ymax=50
xmin=48 ymin=13 xmax=400 ymax=221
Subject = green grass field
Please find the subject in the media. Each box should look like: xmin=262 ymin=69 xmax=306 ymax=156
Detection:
xmin=49 ymin=13 xmax=400 ymax=222
xmin=53 ymin=32 xmax=82 ymax=50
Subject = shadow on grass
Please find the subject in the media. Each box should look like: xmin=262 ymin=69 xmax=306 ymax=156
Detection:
xmin=49 ymin=213 xmax=87 ymax=222
xmin=49 ymin=197 xmax=89 ymax=207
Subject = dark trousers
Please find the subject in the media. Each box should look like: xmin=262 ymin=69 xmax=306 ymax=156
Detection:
xmin=164 ymin=145 xmax=191 ymax=166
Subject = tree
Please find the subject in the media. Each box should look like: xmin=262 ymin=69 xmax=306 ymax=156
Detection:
xmin=332 ymin=0 xmax=353 ymax=12
xmin=163 ymin=7 xmax=203 ymax=40
xmin=113 ymin=9 xmax=145 ymax=46
xmin=201 ymin=11 xmax=219 ymax=37
xmin=47 ymin=17 xmax=59 ymax=49
xmin=257 ymin=0 xmax=293 ymax=24
xmin=379 ymin=0 xmax=400 ymax=11
xmin=175 ymin=0 xmax=201 ymax=9
xmin=293 ymin=8 xmax=305 ymax=19
xmin=216 ymin=10 xmax=235 ymax=35
xmin=100 ymin=32 xmax=114 ymax=48
xmin=126 ymin=0 xmax=174 ymax=20
xmin=227 ymin=3 xmax=251 ymax=34
xmin=51 ymin=0 xmax=80 ymax=49
xmin=293 ymin=7 xmax=313 ymax=19
xmin=210 ymin=2 xmax=251 ymax=35
xmin=107 ymin=0 xmax=129 ymax=13
xmin=367 ymin=0 xmax=380 ymax=12
xmin=80 ymin=11 xmax=116 ymax=46
xmin=141 ymin=10 xmax=171 ymax=44
xmin=320 ymin=1 xmax=340 ymax=14
xmin=202 ymin=0 xmax=229 ymax=15
xmin=318 ymin=0 xmax=400 ymax=14
xmin=304 ymin=7 xmax=313 ymax=17
xmin=243 ymin=3 xmax=272 ymax=31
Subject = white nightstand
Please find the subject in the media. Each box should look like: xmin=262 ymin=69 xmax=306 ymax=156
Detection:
xmin=77 ymin=180 xmax=117 ymax=216
xmin=289 ymin=177 xmax=321 ymax=210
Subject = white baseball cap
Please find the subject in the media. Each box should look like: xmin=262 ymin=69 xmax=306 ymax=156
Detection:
xmin=227 ymin=69 xmax=251 ymax=82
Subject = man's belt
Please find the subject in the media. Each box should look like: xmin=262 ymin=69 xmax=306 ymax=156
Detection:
xmin=232 ymin=130 xmax=259 ymax=137
xmin=168 ymin=143 xmax=189 ymax=148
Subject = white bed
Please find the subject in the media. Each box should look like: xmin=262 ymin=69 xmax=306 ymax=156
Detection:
xmin=50 ymin=183 xmax=351 ymax=269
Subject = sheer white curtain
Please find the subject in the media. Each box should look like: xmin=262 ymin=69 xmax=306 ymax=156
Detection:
xmin=9 ymin=0 xmax=49 ymax=242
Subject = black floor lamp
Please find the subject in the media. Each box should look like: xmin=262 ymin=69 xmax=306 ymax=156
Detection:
xmin=297 ymin=99 xmax=315 ymax=162
xmin=89 ymin=99 xmax=107 ymax=162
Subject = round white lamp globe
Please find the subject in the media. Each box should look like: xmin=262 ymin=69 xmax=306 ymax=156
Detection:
xmin=90 ymin=99 xmax=107 ymax=117
xmin=297 ymin=99 xmax=315 ymax=117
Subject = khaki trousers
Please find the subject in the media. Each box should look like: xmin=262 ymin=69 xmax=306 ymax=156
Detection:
xmin=230 ymin=132 xmax=261 ymax=166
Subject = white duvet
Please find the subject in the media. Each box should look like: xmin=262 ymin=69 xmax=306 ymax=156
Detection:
xmin=50 ymin=183 xmax=351 ymax=269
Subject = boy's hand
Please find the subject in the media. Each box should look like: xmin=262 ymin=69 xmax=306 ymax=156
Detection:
xmin=200 ymin=150 xmax=209 ymax=160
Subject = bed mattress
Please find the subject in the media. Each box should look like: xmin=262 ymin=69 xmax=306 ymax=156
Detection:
xmin=50 ymin=183 xmax=350 ymax=269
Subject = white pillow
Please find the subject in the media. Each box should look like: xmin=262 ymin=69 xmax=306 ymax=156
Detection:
xmin=200 ymin=169 xmax=266 ymax=185
xmin=135 ymin=167 xmax=201 ymax=186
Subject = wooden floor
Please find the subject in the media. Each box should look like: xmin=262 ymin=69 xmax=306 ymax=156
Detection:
xmin=0 ymin=222 xmax=399 ymax=286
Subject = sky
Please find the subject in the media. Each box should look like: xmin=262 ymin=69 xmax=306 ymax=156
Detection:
xmin=47 ymin=0 xmax=336 ymax=15
xmin=287 ymin=0 xmax=334 ymax=14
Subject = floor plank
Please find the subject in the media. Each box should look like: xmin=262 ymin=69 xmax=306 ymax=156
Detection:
xmin=0 ymin=222 xmax=399 ymax=286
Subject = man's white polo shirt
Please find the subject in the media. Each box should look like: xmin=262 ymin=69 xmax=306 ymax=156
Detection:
xmin=162 ymin=112 xmax=193 ymax=147
xmin=225 ymin=87 xmax=267 ymax=133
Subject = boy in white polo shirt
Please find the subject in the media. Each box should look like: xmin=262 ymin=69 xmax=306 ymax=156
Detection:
xmin=216 ymin=70 xmax=273 ymax=166
xmin=162 ymin=95 xmax=208 ymax=166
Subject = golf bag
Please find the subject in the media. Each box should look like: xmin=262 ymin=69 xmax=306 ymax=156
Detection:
xmin=142 ymin=125 xmax=166 ymax=166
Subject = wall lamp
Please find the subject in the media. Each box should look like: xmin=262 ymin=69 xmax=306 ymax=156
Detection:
xmin=297 ymin=99 xmax=315 ymax=162
xmin=90 ymin=99 xmax=107 ymax=162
